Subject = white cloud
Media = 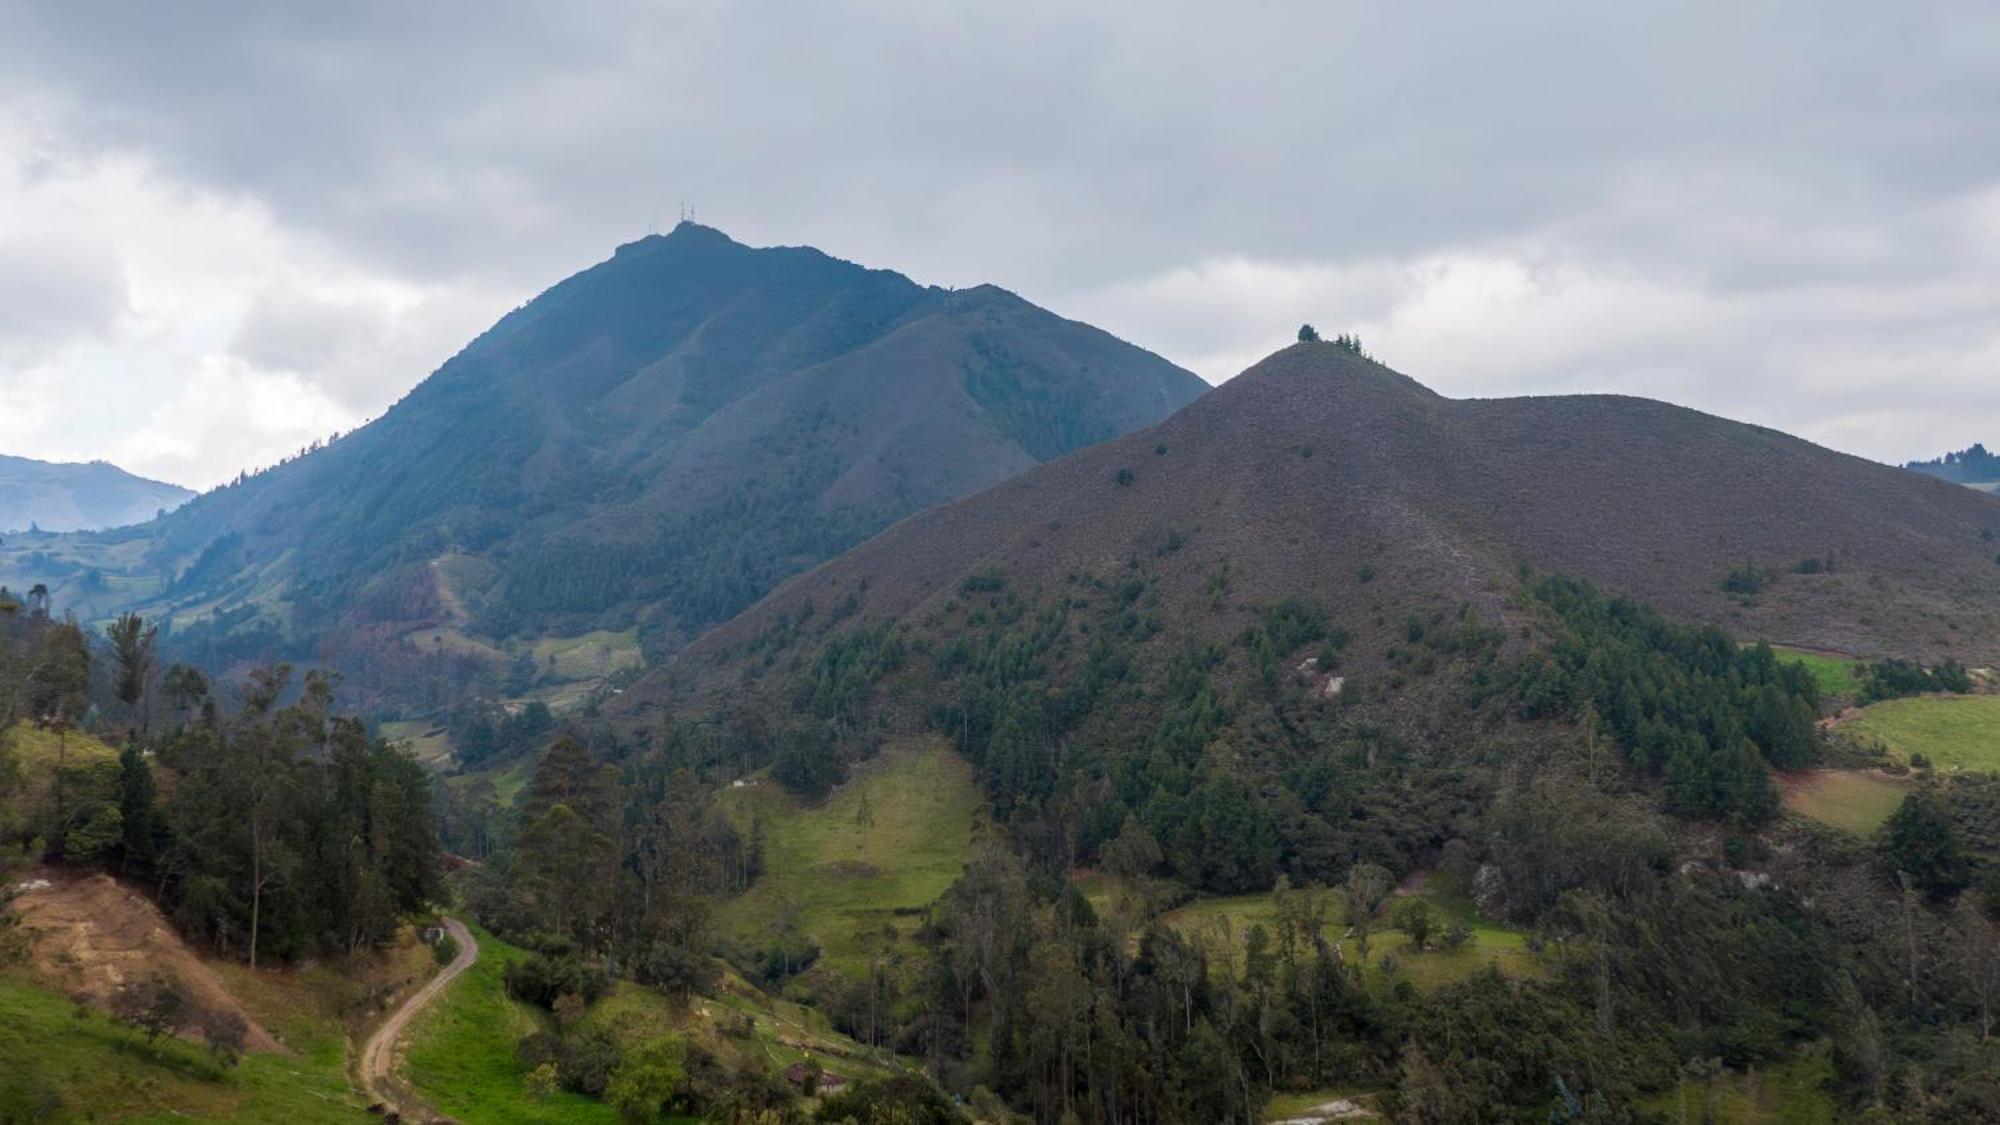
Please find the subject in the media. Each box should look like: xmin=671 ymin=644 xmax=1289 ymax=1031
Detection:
xmin=0 ymin=103 xmax=509 ymax=489
xmin=112 ymin=357 xmax=357 ymax=489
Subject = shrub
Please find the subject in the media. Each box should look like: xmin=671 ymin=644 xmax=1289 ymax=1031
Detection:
xmin=634 ymin=941 xmax=720 ymax=998
xmin=1115 ymin=468 xmax=1135 ymax=487
xmin=1721 ymin=564 xmax=1773 ymax=596
xmin=816 ymin=1075 xmax=960 ymax=1124
xmin=1298 ymin=324 xmax=1321 ymax=343
xmin=504 ymin=950 xmax=612 ymax=1009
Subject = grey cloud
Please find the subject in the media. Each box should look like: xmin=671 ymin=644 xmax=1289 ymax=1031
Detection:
xmin=0 ymin=233 xmax=127 ymax=360
xmin=3 ymin=0 xmax=1999 ymax=469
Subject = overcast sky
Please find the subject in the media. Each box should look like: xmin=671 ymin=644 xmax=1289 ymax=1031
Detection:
xmin=3 ymin=1 xmax=1998 ymax=490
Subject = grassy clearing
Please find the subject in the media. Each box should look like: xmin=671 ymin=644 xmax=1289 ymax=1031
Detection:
xmin=528 ymin=629 xmax=644 ymax=682
xmin=1633 ymin=1049 xmax=1838 ymax=1123
xmin=1771 ymin=646 xmax=1863 ymax=699
xmin=399 ymin=928 xmax=885 ymax=1122
xmin=400 ymin=924 xmax=617 ymax=1124
xmin=1263 ymin=1088 xmax=1383 ymax=1121
xmin=377 ymin=719 xmax=452 ymax=764
xmin=0 ymin=967 xmax=369 ymax=1123
xmin=1779 ymin=770 xmax=1912 ymax=835
xmin=716 ymin=739 xmax=984 ymax=977
xmin=1154 ymin=884 xmax=1542 ymax=992
xmin=1846 ymin=694 xmax=2000 ymax=771
xmin=2 ymin=723 xmax=120 ymax=769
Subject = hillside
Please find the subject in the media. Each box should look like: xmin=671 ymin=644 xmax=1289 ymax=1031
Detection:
xmin=1 ymin=224 xmax=1205 ymax=705
xmin=594 ymin=343 xmax=2000 ymax=1120
xmin=0 ymin=455 xmax=193 ymax=533
xmin=659 ymin=342 xmax=2000 ymax=688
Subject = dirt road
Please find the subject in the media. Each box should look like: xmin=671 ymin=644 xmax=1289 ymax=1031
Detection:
xmin=359 ymin=917 xmax=476 ymax=1119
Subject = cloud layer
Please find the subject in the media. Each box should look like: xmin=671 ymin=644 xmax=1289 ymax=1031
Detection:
xmin=3 ymin=1 xmax=1997 ymax=488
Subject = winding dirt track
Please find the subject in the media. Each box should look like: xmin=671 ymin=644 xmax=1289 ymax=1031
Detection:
xmin=359 ymin=917 xmax=476 ymax=1119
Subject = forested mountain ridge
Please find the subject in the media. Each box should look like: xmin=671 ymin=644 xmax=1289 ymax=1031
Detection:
xmin=2 ymin=223 xmax=1206 ymax=704
xmin=0 ymin=455 xmax=193 ymax=533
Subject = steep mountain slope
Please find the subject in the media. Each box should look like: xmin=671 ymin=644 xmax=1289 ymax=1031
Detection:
xmin=0 ymin=455 xmax=193 ymax=532
xmin=10 ymin=224 xmax=1204 ymax=700
xmin=658 ymin=341 xmax=2000 ymax=696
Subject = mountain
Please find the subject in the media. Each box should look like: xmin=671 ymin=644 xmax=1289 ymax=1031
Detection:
xmin=650 ymin=341 xmax=2000 ymax=704
xmin=4 ymin=223 xmax=1204 ymax=701
xmin=0 ymin=455 xmax=193 ymax=533
xmin=605 ymin=343 xmax=2000 ymax=1124
xmin=1908 ymin=442 xmax=2000 ymax=490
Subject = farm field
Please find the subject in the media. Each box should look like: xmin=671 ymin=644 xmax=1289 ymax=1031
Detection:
xmin=1845 ymin=694 xmax=2000 ymax=772
xmin=1779 ymin=770 xmax=1913 ymax=834
xmin=714 ymin=739 xmax=984 ymax=977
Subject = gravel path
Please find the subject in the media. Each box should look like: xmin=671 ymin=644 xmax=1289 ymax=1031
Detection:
xmin=359 ymin=917 xmax=476 ymax=1119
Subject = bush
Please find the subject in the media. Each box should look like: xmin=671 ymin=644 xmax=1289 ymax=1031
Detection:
xmin=1115 ymin=468 xmax=1135 ymax=487
xmin=772 ymin=723 xmax=847 ymax=801
xmin=1721 ymin=564 xmax=1773 ymax=596
xmin=634 ymin=941 xmax=720 ymax=998
xmin=432 ymin=932 xmax=459 ymax=966
xmin=504 ymin=950 xmax=612 ymax=1009
xmin=815 ymin=1075 xmax=959 ymax=1124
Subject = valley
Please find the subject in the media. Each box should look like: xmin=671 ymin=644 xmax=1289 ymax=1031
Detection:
xmin=6 ymin=275 xmax=2000 ymax=1125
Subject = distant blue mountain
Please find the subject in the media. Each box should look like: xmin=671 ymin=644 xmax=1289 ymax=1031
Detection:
xmin=0 ymin=454 xmax=193 ymax=532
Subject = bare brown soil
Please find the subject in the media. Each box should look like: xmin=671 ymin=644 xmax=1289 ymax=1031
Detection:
xmin=11 ymin=870 xmax=285 ymax=1053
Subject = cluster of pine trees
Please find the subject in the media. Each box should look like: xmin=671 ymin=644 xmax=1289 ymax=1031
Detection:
xmin=1 ymin=591 xmax=441 ymax=967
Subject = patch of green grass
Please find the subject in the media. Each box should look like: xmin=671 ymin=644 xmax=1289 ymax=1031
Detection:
xmin=0 ymin=969 xmax=369 ymax=1123
xmin=1263 ymin=1088 xmax=1383 ymax=1122
xmin=1846 ymin=694 xmax=2000 ymax=771
xmin=716 ymin=739 xmax=984 ymax=977
xmin=1780 ymin=770 xmax=1912 ymax=835
xmin=400 ymin=924 xmax=617 ymax=1124
xmin=377 ymin=720 xmax=452 ymax=764
xmin=2 ymin=723 xmax=120 ymax=769
xmin=1771 ymin=646 xmax=1863 ymax=698
xmin=528 ymin=629 xmax=644 ymax=683
xmin=1157 ymin=885 xmax=1542 ymax=991
xmin=1633 ymin=1048 xmax=1838 ymax=1123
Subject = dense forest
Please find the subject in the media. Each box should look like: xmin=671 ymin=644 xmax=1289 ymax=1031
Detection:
xmin=430 ymin=562 xmax=2000 ymax=1121
xmin=9 ymin=552 xmax=2000 ymax=1121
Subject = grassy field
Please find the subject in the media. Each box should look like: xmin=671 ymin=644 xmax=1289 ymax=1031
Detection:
xmin=0 ymin=968 xmax=370 ymax=1123
xmin=377 ymin=719 xmax=452 ymax=764
xmin=2 ymin=723 xmax=120 ymax=768
xmin=715 ymin=739 xmax=984 ymax=977
xmin=1771 ymin=646 xmax=1864 ymax=698
xmin=1633 ymin=1050 xmax=1838 ymax=1123
xmin=1779 ymin=770 xmax=1912 ymax=835
xmin=1845 ymin=694 xmax=2000 ymax=771
xmin=528 ymin=628 xmax=644 ymax=682
xmin=1150 ymin=882 xmax=1543 ymax=992
xmin=400 ymin=924 xmax=893 ymax=1122
xmin=401 ymin=924 xmax=619 ymax=1124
